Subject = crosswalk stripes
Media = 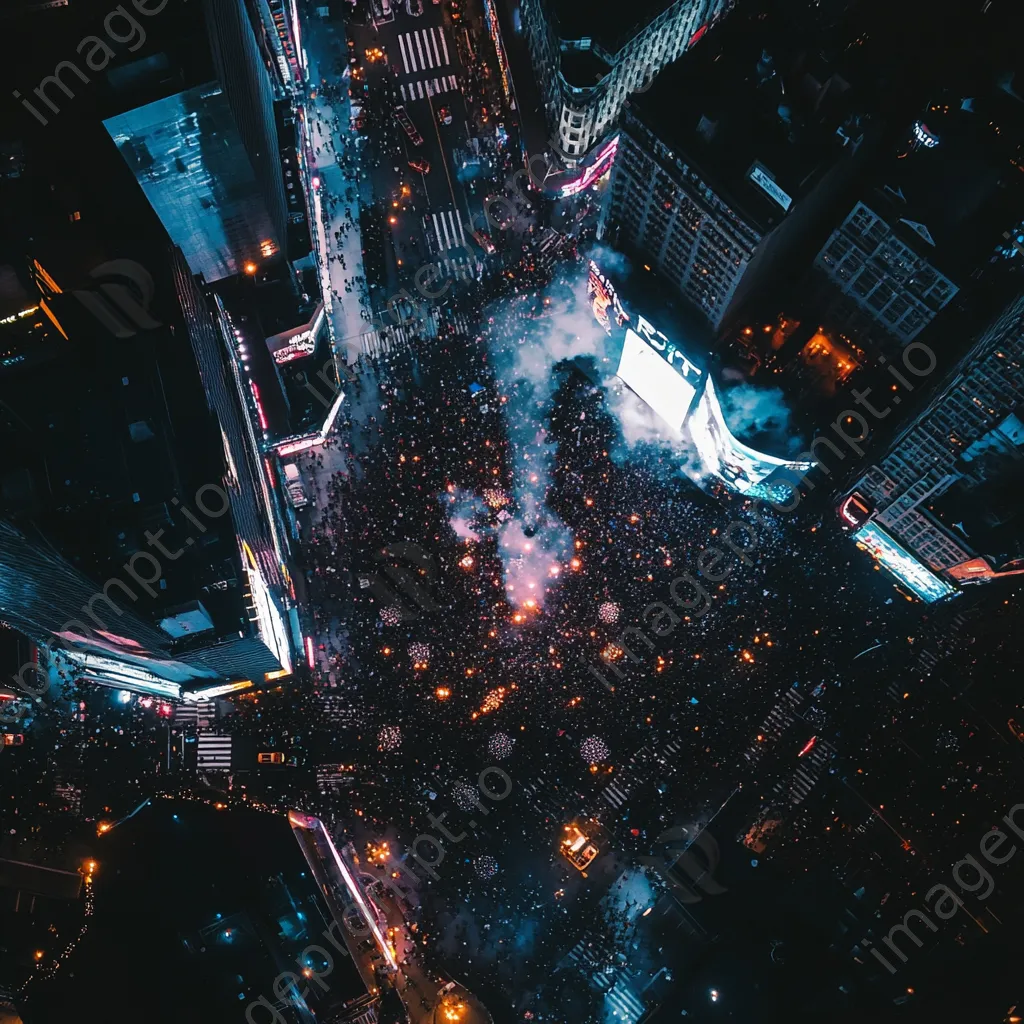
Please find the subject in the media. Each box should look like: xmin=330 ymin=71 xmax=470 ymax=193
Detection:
xmin=398 ymin=74 xmax=459 ymax=101
xmin=429 ymin=208 xmax=468 ymax=254
xmin=196 ymin=732 xmax=232 ymax=770
xmin=397 ymin=27 xmax=451 ymax=74
xmin=604 ymin=979 xmax=646 ymax=1024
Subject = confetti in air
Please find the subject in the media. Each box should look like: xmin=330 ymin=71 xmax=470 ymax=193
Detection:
xmin=379 ymin=605 xmax=403 ymax=626
xmin=598 ymin=601 xmax=620 ymax=624
xmin=378 ymin=725 xmax=402 ymax=752
xmin=474 ymin=855 xmax=499 ymax=879
xmin=408 ymin=642 xmax=431 ymax=669
xmin=488 ymin=732 xmax=515 ymax=760
xmin=452 ymin=780 xmax=479 ymax=812
xmin=580 ymin=736 xmax=609 ymax=763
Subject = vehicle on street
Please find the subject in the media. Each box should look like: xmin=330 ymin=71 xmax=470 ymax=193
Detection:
xmin=447 ymin=0 xmax=460 ymax=19
xmin=258 ymin=752 xmax=285 ymax=764
xmin=394 ymin=106 xmax=424 ymax=144
xmin=437 ymin=106 xmax=453 ymax=126
xmin=408 ymin=158 xmax=431 ymax=174
xmin=283 ymin=463 xmax=309 ymax=509
xmin=406 ymin=0 xmax=423 ymax=13
xmin=3 ymin=733 xmax=24 ymax=746
xmin=470 ymin=230 xmax=495 ymax=254
xmin=1009 ymin=718 xmax=1024 ymax=741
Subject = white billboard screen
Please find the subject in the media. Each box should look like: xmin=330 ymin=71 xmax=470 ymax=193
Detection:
xmin=615 ymin=316 xmax=702 ymax=432
xmin=688 ymin=378 xmax=813 ymax=495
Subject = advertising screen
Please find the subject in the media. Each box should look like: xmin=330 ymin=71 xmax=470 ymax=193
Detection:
xmin=587 ymin=260 xmax=628 ymax=335
xmin=687 ymin=378 xmax=814 ymax=495
xmin=558 ymin=135 xmax=619 ymax=198
xmin=854 ymin=521 xmax=956 ymax=603
xmin=615 ymin=315 xmax=703 ymax=432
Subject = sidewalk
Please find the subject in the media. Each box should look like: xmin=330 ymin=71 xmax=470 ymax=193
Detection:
xmin=305 ymin=25 xmax=375 ymax=366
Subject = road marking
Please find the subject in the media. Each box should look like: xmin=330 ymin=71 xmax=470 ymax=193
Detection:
xmin=425 ymin=80 xmax=433 ymax=97
xmin=431 ymin=214 xmax=444 ymax=253
xmin=399 ymin=83 xmax=407 ymax=100
xmin=414 ymin=30 xmax=428 ymax=69
xmin=428 ymin=27 xmax=442 ymax=67
xmin=416 ymin=80 xmax=425 ymax=99
xmin=439 ymin=210 xmax=453 ymax=250
xmin=448 ymin=74 xmax=457 ymax=90
xmin=398 ymin=33 xmax=412 ymax=74
xmin=455 ymin=210 xmax=467 ymax=248
xmin=438 ymin=27 xmax=450 ymax=64
xmin=446 ymin=210 xmax=462 ymax=250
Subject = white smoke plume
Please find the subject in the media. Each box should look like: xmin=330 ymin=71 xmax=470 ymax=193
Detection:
xmin=719 ymin=382 xmax=803 ymax=453
xmin=440 ymin=487 xmax=487 ymax=542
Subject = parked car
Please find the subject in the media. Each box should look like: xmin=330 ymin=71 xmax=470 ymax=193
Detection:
xmin=437 ymin=106 xmax=453 ymax=126
xmin=257 ymin=752 xmax=285 ymax=764
xmin=470 ymin=230 xmax=495 ymax=254
xmin=406 ymin=0 xmax=423 ymax=13
xmin=408 ymin=158 xmax=431 ymax=174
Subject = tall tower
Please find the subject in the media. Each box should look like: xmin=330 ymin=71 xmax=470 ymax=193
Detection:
xmin=204 ymin=0 xmax=289 ymax=253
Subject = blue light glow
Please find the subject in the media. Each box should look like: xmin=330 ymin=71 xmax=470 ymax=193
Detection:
xmin=854 ymin=521 xmax=956 ymax=603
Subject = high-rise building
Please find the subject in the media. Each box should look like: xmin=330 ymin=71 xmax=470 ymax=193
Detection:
xmin=0 ymin=139 xmax=297 ymax=708
xmin=517 ymin=0 xmax=734 ymax=164
xmin=601 ymin=27 xmax=870 ymax=331
xmin=840 ymin=291 xmax=1024 ymax=599
xmin=204 ymin=0 xmax=290 ymax=250
xmin=99 ymin=0 xmax=304 ymax=281
xmin=806 ymin=90 xmax=1024 ymax=359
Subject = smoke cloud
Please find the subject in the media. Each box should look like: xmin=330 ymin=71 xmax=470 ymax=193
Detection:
xmin=719 ymin=383 xmax=803 ymax=454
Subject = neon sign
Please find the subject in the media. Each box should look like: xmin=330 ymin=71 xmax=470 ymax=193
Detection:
xmin=558 ymin=135 xmax=619 ymax=198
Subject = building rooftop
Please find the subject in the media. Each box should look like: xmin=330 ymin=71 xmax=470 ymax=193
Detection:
xmin=624 ymin=20 xmax=858 ymax=233
xmin=547 ymin=0 xmax=675 ymax=55
xmin=856 ymin=87 xmax=1024 ymax=278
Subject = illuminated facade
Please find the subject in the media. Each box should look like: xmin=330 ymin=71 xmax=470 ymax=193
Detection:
xmin=518 ymin=0 xmax=732 ymax=164
xmin=105 ymin=87 xmax=280 ymax=284
xmin=810 ymin=198 xmax=958 ymax=352
xmin=843 ymin=292 xmax=1024 ymax=595
xmin=613 ymin=310 xmax=813 ymax=495
xmin=602 ymin=30 xmax=868 ymax=330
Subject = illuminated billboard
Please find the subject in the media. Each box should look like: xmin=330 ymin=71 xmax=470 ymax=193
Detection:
xmin=558 ymin=135 xmax=619 ymax=198
xmin=587 ymin=261 xmax=628 ymax=335
xmin=599 ymin=275 xmax=812 ymax=497
xmin=688 ymin=378 xmax=814 ymax=496
xmin=854 ymin=521 xmax=956 ymax=603
xmin=615 ymin=314 xmax=703 ymax=432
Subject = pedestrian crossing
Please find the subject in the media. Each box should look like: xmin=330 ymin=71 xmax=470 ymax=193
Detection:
xmin=743 ymin=685 xmax=805 ymax=763
xmin=604 ymin=979 xmax=646 ymax=1024
xmin=196 ymin=732 xmax=232 ymax=771
xmin=774 ymin=736 xmax=833 ymax=807
xmin=428 ymin=207 xmax=468 ymax=253
xmin=600 ymin=735 xmax=683 ymax=810
xmin=398 ymin=74 xmax=459 ymax=101
xmin=397 ymin=27 xmax=450 ymax=74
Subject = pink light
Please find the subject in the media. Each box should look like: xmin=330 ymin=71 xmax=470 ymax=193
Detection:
xmin=276 ymin=435 xmax=319 ymax=457
xmin=798 ymin=736 xmax=817 ymax=757
xmin=312 ymin=176 xmax=320 ymax=189
xmin=250 ymin=381 xmax=269 ymax=431
xmin=305 ymin=636 xmax=316 ymax=670
xmin=559 ymin=136 xmax=619 ymax=198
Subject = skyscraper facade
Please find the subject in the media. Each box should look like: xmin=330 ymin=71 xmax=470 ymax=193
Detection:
xmin=517 ymin=0 xmax=733 ymax=164
xmin=841 ymin=292 xmax=1024 ymax=596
